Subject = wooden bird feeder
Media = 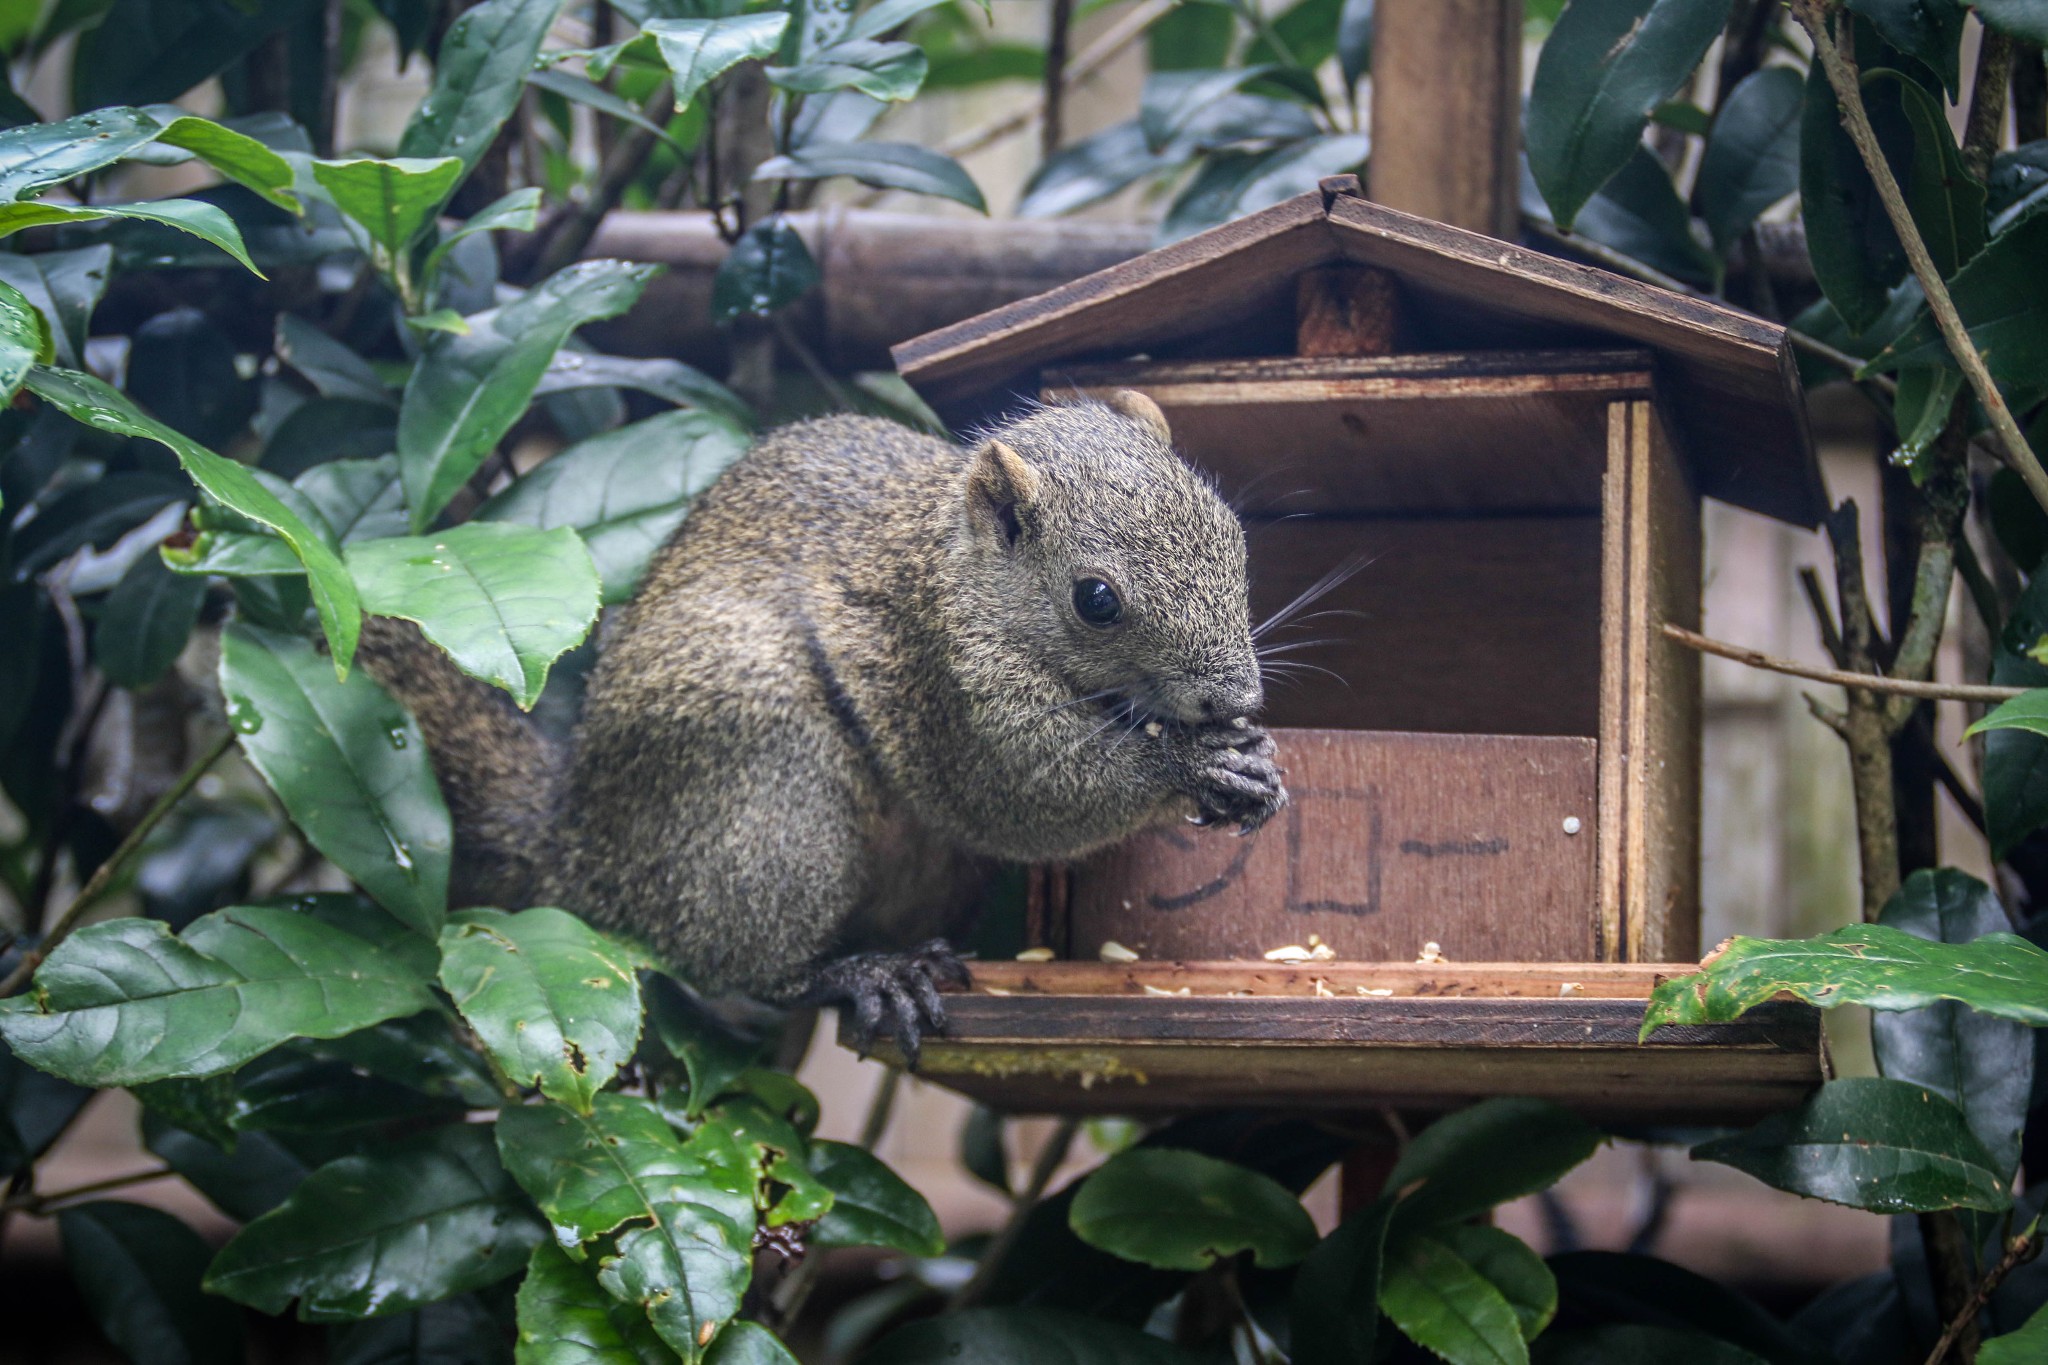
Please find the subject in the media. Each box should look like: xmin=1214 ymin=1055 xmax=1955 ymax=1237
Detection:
xmin=869 ymin=177 xmax=1827 ymax=1124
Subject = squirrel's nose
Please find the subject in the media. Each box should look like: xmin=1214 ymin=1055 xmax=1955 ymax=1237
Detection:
xmin=1198 ymin=677 xmax=1264 ymax=723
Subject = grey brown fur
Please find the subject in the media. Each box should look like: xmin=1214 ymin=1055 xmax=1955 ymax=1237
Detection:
xmin=364 ymin=395 xmax=1285 ymax=1059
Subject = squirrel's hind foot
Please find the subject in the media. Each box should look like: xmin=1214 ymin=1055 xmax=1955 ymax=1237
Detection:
xmin=806 ymin=938 xmax=972 ymax=1069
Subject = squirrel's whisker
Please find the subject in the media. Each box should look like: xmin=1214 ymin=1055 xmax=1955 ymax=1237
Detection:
xmin=1252 ymin=554 xmax=1376 ymax=641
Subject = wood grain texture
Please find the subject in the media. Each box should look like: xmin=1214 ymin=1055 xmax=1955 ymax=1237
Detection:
xmin=1067 ymin=729 xmax=1599 ymax=962
xmin=1241 ymin=518 xmax=1604 ymax=733
xmin=1369 ymin=0 xmax=1522 ymax=239
xmin=1296 ymin=265 xmax=1409 ymax=356
xmin=1598 ymin=402 xmax=1703 ymax=963
xmin=964 ymin=960 xmax=1692 ymax=998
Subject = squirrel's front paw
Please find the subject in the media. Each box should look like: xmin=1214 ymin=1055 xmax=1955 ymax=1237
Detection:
xmin=1188 ymin=724 xmax=1288 ymax=834
xmin=803 ymin=939 xmax=972 ymax=1070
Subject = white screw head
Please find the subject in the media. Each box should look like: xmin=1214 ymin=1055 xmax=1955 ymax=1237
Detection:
xmin=1562 ymin=816 xmax=1583 ymax=835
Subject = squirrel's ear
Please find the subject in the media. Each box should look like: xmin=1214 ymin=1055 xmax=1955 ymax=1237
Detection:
xmin=1104 ymin=389 xmax=1172 ymax=444
xmin=966 ymin=439 xmax=1040 ymax=546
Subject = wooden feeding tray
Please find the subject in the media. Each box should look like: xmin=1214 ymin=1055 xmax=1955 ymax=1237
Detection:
xmin=854 ymin=960 xmax=1822 ymax=1124
xmin=877 ymin=178 xmax=1829 ymax=1122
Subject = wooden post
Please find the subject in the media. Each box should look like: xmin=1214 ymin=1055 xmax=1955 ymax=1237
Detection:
xmin=1369 ymin=0 xmax=1524 ymax=239
xmin=1295 ymin=264 xmax=1408 ymax=357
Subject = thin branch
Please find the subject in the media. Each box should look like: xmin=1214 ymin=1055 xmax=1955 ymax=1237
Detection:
xmin=1962 ymin=30 xmax=2016 ymax=184
xmin=522 ymin=81 xmax=674 ymax=280
xmin=2 ymin=1164 xmax=175 ymax=1215
xmin=1041 ymin=0 xmax=1076 ymax=162
xmin=1798 ymin=565 xmax=1849 ymax=667
xmin=948 ymin=1116 xmax=1081 ymax=1312
xmin=1662 ymin=624 xmax=2025 ymax=703
xmin=1793 ymin=0 xmax=2048 ymax=513
xmin=0 ymin=729 xmax=235 ymax=998
xmin=1923 ymin=1218 xmax=2039 ymax=1365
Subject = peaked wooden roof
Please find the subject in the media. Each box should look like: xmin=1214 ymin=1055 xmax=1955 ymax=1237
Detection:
xmin=893 ymin=178 xmax=1824 ymax=528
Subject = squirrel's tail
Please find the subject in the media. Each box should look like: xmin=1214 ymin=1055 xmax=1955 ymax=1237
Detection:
xmin=357 ymin=617 xmax=564 ymax=910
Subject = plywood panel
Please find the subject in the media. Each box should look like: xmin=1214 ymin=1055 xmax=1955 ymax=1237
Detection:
xmin=1068 ymin=729 xmax=1598 ymax=963
xmin=1598 ymin=401 xmax=1703 ymax=963
xmin=1242 ymin=517 xmax=1603 ymax=733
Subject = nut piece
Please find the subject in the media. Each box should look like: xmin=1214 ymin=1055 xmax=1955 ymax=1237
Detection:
xmin=1014 ymin=946 xmax=1056 ymax=962
xmin=1098 ymin=940 xmax=1141 ymax=963
xmin=1306 ymin=933 xmax=1337 ymax=962
xmin=1358 ymin=986 xmax=1395 ymax=997
xmin=1263 ymin=944 xmax=1313 ymax=963
xmin=1558 ymin=981 xmax=1582 ymax=996
xmin=1142 ymin=984 xmax=1192 ymax=997
xmin=1143 ymin=720 xmax=1164 ymax=737
xmin=1313 ymin=977 xmax=1333 ymax=998
xmin=1415 ymin=941 xmax=1447 ymax=964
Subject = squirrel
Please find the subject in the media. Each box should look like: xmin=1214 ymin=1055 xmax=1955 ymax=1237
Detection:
xmin=360 ymin=392 xmax=1287 ymax=1061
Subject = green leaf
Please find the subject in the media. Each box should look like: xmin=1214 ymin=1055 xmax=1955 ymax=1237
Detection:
xmin=533 ymin=353 xmax=753 ymax=427
xmin=863 ymin=1308 xmax=1200 ymax=1365
xmin=275 ymin=314 xmax=394 ymax=409
xmin=1437 ymin=1225 xmax=1555 ymax=1342
xmin=960 ymin=1104 xmax=1009 ymax=1197
xmin=710 ymin=219 xmax=819 ymax=323
xmin=147 ymin=1118 xmax=312 ymax=1224
xmin=807 ymin=1139 xmax=943 ymax=1255
xmin=525 ymin=67 xmax=680 ymax=143
xmin=1973 ymin=687 xmax=2048 ymax=741
xmin=703 ymin=1321 xmax=798 ymax=1365
xmin=218 ymin=623 xmax=451 ymax=931
xmin=0 ymin=197 xmax=262 ymax=275
xmin=438 ymin=907 xmax=646 ymax=1111
xmin=397 ymin=260 xmax=660 ymax=530
xmin=1546 ymin=1252 xmax=1828 ymax=1365
xmin=59 ymin=1200 xmax=244 ymax=1365
xmin=754 ymin=141 xmax=985 ymax=212
xmin=145 ymin=111 xmax=299 ymax=212
xmin=0 ymin=904 xmax=436 ymax=1086
xmin=1338 ymin=0 xmax=1374 ymax=87
xmin=1149 ymin=1 xmax=1236 ymax=72
xmin=1873 ymin=213 xmax=2048 ymax=389
xmin=1526 ymin=0 xmax=1734 ymax=229
xmin=1564 ymin=144 xmax=1720 ymax=288
xmin=515 ymin=1241 xmax=681 ymax=1365
xmin=1020 ymin=121 xmax=1178 ymax=218
xmin=768 ymin=40 xmax=927 ymax=102
xmin=476 ymin=412 xmax=749 ymax=604
xmin=295 ymin=457 xmax=408 ymax=544
xmin=329 ymin=1295 xmax=511 ymax=1365
xmin=1697 ymin=66 xmax=1803 ymax=252
xmin=646 ymin=13 xmax=792 ymax=110
xmin=1386 ymin=1098 xmax=1604 ymax=1228
xmin=311 ymin=157 xmax=465 ymax=261
xmin=1888 ymin=365 xmax=1962 ymax=474
xmin=1974 ymin=0 xmax=2048 ymax=44
xmin=646 ymin=978 xmax=767 ymax=1120
xmin=205 ymin=1123 xmax=544 ymax=1321
xmin=1290 ymin=1194 xmax=1397 ymax=1365
xmin=400 ymin=0 xmax=563 ymax=172
xmin=496 ymin=1095 xmax=755 ymax=1364
xmin=1801 ymin=46 xmax=1912 ymax=333
xmin=846 ymin=0 xmax=976 ymax=43
xmin=0 ymin=244 xmax=112 ymax=368
xmin=1639 ymin=922 xmax=2048 ymax=1035
xmin=71 ymin=0 xmax=316 ymax=111
xmin=1534 ymin=1325 xmax=1770 ymax=1364
xmin=307 ymin=1009 xmax=504 ymax=1110
xmin=1870 ymin=869 xmax=2034 ymax=1178
xmin=1696 ymin=1076 xmax=2011 ymax=1211
xmin=96 ymin=550 xmax=206 ymax=688
xmin=1982 ymin=1301 xmax=2048 ymax=1365
xmin=29 ymin=367 xmax=362 ymax=672
xmin=1379 ymin=1232 xmax=1529 ymax=1365
xmin=1140 ymin=66 xmax=1311 ymax=152
xmin=346 ymin=523 xmax=600 ymax=709
xmin=1869 ymin=67 xmax=1986 ymax=277
xmin=1068 ymin=1148 xmax=1317 ymax=1271
xmin=0 ymin=276 xmax=47 ymax=403
xmin=1847 ymin=0 xmax=1966 ymax=98
xmin=407 ymin=309 xmax=471 ymax=335
xmin=423 ymin=186 xmax=545 ymax=278
xmin=127 ymin=305 xmax=254 ymax=448
xmin=0 ymin=106 xmax=164 ymax=199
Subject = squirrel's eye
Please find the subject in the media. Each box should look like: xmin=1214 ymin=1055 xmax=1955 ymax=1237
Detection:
xmin=1073 ymin=577 xmax=1122 ymax=627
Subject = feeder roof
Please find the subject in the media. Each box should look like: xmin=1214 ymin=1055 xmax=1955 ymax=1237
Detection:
xmin=893 ymin=177 xmax=1824 ymax=528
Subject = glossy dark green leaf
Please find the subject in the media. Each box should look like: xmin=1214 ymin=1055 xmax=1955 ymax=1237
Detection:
xmin=346 ymin=524 xmax=600 ymax=709
xmin=1888 ymin=365 xmax=1962 ymax=474
xmin=769 ymin=40 xmax=927 ymax=102
xmin=0 ymin=245 xmax=110 ymax=368
xmin=207 ymin=1123 xmax=543 ymax=1321
xmin=1439 ymin=1224 xmax=1556 ymax=1342
xmin=134 ymin=1072 xmax=241 ymax=1151
xmin=1981 ymin=1301 xmax=2048 ymax=1365
xmin=60 ymin=1200 xmax=244 ymax=1365
xmin=1148 ymin=1 xmax=1235 ymax=71
xmin=960 ymin=1104 xmax=1009 ymax=1197
xmin=808 ymin=1139 xmax=943 ymax=1254
xmin=1640 ymin=922 xmax=2048 ymax=1033
xmin=438 ymin=908 xmax=646 ymax=1110
xmin=496 ymin=1096 xmax=755 ymax=1363
xmin=1380 ymin=1231 xmax=1528 ymax=1365
xmin=1561 ymin=144 xmax=1719 ymax=287
xmin=0 ymin=106 xmax=163 ymax=198
xmin=1069 ymin=1147 xmax=1317 ymax=1270
xmin=1526 ymin=0 xmax=1734 ymax=229
xmin=1974 ymin=688 xmax=2048 ymax=743
xmin=1019 ymin=121 xmax=1175 ymax=218
xmin=1386 ymin=1098 xmax=1604 ymax=1228
xmin=1870 ymin=67 xmax=1986 ymax=276
xmin=295 ymin=456 xmax=407 ymax=543
xmin=1161 ymin=131 xmax=1362 ymax=240
xmin=261 ymin=399 xmax=399 ymax=480
xmin=397 ymin=260 xmax=660 ymax=530
xmin=229 ymin=1052 xmax=465 ymax=1136
xmin=710 ymin=220 xmax=819 ymax=323
xmin=1989 ymin=140 xmax=2048 ymax=236
xmin=646 ymin=13 xmax=792 ymax=109
xmin=514 ymin=1241 xmax=678 ymax=1365
xmin=400 ymin=0 xmax=563 ymax=172
xmin=1974 ymin=0 xmax=2048 ymax=44
xmin=1870 ymin=869 xmax=2033 ymax=1178
xmin=218 ymin=623 xmax=451 ymax=930
xmin=1697 ymin=66 xmax=1803 ymax=251
xmin=328 ymin=1293 xmax=513 ymax=1365
xmin=703 ymin=1322 xmax=797 ymax=1365
xmin=6 ymin=471 xmax=185 ymax=576
xmin=312 ymin=157 xmax=466 ymax=261
xmin=1847 ymin=0 xmax=1966 ymax=97
xmin=424 ymin=187 xmax=545 ymax=280
xmin=1533 ymin=1325 xmax=1769 ymax=1364
xmin=0 ymin=904 xmax=436 ymax=1086
xmin=1290 ymin=1194 xmax=1396 ymax=1365
xmin=96 ymin=550 xmax=205 ymax=688
xmin=0 ymin=198 xmax=263 ymax=274
xmin=72 ymin=0 xmax=315 ymax=109
xmin=533 ymin=352 xmax=750 ymax=427
xmin=127 ymin=307 xmax=255 ymax=448
xmin=1801 ymin=48 xmax=1913 ymax=332
xmin=754 ymin=141 xmax=985 ymax=212
xmin=306 ymin=1011 xmax=503 ymax=1109
xmin=862 ymin=1308 xmax=1199 ymax=1365
xmin=476 ymin=411 xmax=749 ymax=603
xmin=1693 ymin=1076 xmax=2012 ymax=1212
xmin=1873 ymin=213 xmax=2048 ymax=389
xmin=693 ymin=1097 xmax=830 ymax=1228
xmin=146 ymin=1117 xmax=312 ymax=1223
xmin=1140 ymin=66 xmax=1308 ymax=152
xmin=1547 ymin=1252 xmax=1834 ymax=1365
xmin=645 ymin=977 xmax=768 ymax=1120
xmin=30 ymin=368 xmax=361 ymax=671
xmin=0 ymin=278 xmax=45 ymax=404
xmin=1984 ymin=574 xmax=2048 ymax=852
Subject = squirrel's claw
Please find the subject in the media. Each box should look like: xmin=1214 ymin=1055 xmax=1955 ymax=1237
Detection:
xmin=808 ymin=940 xmax=971 ymax=1071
